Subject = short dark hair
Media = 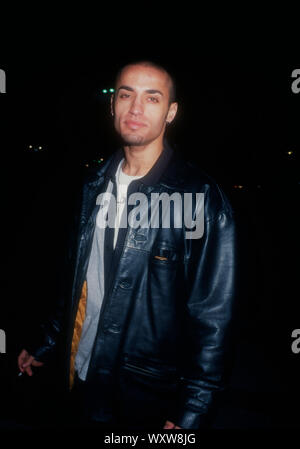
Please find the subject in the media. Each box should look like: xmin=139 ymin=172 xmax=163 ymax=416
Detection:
xmin=114 ymin=60 xmax=177 ymax=104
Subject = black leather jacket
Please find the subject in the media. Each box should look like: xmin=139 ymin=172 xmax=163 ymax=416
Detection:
xmin=27 ymin=143 xmax=239 ymax=429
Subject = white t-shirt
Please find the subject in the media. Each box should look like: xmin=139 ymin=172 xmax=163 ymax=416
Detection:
xmin=113 ymin=158 xmax=143 ymax=248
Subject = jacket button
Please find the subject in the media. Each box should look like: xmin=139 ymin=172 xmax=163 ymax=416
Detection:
xmin=119 ymin=279 xmax=131 ymax=289
xmin=108 ymin=323 xmax=120 ymax=333
xmin=104 ymin=323 xmax=120 ymax=334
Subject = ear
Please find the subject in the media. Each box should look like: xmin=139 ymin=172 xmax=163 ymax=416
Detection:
xmin=110 ymin=94 xmax=114 ymax=116
xmin=166 ymin=102 xmax=178 ymax=124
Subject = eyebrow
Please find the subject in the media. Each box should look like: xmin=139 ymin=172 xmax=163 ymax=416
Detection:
xmin=118 ymin=85 xmax=164 ymax=96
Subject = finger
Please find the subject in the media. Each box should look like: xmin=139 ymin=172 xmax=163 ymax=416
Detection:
xmin=32 ymin=360 xmax=44 ymax=367
xmin=18 ymin=358 xmax=29 ymax=372
xmin=18 ymin=357 xmax=24 ymax=371
xmin=18 ymin=350 xmax=28 ymax=369
xmin=24 ymin=365 xmax=33 ymax=376
xmin=22 ymin=356 xmax=34 ymax=368
xmin=163 ymin=420 xmax=175 ymax=429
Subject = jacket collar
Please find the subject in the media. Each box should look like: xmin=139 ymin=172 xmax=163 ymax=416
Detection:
xmin=105 ymin=139 xmax=175 ymax=187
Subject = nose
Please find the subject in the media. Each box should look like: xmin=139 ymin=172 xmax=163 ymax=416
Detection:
xmin=129 ymin=96 xmax=143 ymax=116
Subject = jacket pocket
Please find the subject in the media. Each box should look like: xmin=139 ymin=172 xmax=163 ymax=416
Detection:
xmin=150 ymin=244 xmax=182 ymax=266
xmin=122 ymin=358 xmax=178 ymax=382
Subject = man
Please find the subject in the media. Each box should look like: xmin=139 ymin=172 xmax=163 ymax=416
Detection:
xmin=18 ymin=60 xmax=238 ymax=429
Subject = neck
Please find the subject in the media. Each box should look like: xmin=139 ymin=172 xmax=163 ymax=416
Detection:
xmin=122 ymin=139 xmax=164 ymax=176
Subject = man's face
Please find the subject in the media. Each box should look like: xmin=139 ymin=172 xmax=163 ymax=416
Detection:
xmin=111 ymin=64 xmax=177 ymax=147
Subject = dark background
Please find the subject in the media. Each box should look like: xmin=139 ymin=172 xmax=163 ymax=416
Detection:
xmin=0 ymin=50 xmax=299 ymax=430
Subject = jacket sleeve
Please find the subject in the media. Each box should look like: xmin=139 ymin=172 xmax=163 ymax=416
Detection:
xmin=25 ymin=298 xmax=68 ymax=364
xmin=24 ymin=188 xmax=83 ymax=364
xmin=173 ymin=192 xmax=240 ymax=429
xmin=24 ymin=163 xmax=110 ymax=364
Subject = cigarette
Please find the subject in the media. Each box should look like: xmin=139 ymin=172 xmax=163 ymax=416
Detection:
xmin=18 ymin=372 xmax=23 ymax=377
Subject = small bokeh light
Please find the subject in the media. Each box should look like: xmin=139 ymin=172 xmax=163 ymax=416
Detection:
xmin=27 ymin=145 xmax=45 ymax=152
xmin=102 ymin=88 xmax=114 ymax=94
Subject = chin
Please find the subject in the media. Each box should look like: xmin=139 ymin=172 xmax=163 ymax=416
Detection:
xmin=121 ymin=133 xmax=147 ymax=146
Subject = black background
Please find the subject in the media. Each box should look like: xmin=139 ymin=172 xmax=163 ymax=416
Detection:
xmin=0 ymin=44 xmax=299 ymax=435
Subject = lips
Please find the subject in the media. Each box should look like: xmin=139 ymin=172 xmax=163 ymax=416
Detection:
xmin=125 ymin=119 xmax=146 ymax=130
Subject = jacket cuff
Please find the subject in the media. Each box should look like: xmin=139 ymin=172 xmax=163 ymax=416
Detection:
xmin=24 ymin=338 xmax=56 ymax=364
xmin=28 ymin=346 xmax=52 ymax=364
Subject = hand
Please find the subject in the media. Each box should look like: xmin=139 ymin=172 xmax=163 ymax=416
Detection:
xmin=17 ymin=349 xmax=44 ymax=376
xmin=163 ymin=420 xmax=182 ymax=429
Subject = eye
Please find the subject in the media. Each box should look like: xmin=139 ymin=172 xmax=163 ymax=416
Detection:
xmin=148 ymin=96 xmax=159 ymax=103
xmin=120 ymin=93 xmax=130 ymax=99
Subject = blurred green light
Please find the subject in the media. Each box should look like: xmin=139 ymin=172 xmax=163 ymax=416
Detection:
xmin=102 ymin=89 xmax=108 ymax=94
xmin=109 ymin=88 xmax=114 ymax=93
